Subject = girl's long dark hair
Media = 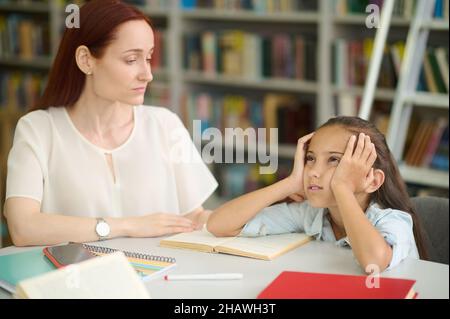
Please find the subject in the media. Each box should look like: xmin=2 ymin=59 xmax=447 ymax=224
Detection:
xmin=320 ymin=116 xmax=428 ymax=260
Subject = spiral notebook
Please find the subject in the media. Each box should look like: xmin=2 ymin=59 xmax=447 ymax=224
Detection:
xmin=82 ymin=244 xmax=176 ymax=281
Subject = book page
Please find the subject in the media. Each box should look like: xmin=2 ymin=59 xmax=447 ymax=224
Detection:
xmin=15 ymin=252 xmax=150 ymax=299
xmin=159 ymin=228 xmax=235 ymax=252
xmin=216 ymin=233 xmax=312 ymax=260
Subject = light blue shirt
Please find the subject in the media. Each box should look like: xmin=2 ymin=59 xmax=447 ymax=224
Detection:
xmin=239 ymin=201 xmax=419 ymax=271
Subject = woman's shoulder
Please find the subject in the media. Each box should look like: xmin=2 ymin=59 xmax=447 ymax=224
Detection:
xmin=16 ymin=108 xmax=57 ymax=135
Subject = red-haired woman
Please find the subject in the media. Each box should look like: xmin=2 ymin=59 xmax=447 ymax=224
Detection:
xmin=4 ymin=0 xmax=217 ymax=246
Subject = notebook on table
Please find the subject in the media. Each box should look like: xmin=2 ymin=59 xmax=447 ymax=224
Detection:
xmin=159 ymin=229 xmax=312 ymax=260
xmin=82 ymin=244 xmax=176 ymax=281
xmin=0 ymin=249 xmax=55 ymax=294
xmin=15 ymin=252 xmax=151 ymax=299
xmin=0 ymin=244 xmax=176 ymax=294
xmin=257 ymin=271 xmax=418 ymax=299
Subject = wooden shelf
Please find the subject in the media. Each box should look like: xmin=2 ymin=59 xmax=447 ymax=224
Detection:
xmin=183 ymin=71 xmax=318 ymax=93
xmin=332 ymin=85 xmax=396 ymax=101
xmin=0 ymin=56 xmax=52 ymax=69
xmin=406 ymin=92 xmax=449 ymax=109
xmin=136 ymin=5 xmax=169 ymax=18
xmin=421 ymin=19 xmax=449 ymax=31
xmin=399 ymin=164 xmax=449 ymax=189
xmin=181 ymin=9 xmax=319 ymax=23
xmin=0 ymin=2 xmax=49 ymax=13
xmin=334 ymin=14 xmax=411 ymax=26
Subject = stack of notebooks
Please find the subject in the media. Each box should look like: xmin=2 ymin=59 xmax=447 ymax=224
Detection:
xmin=0 ymin=245 xmax=176 ymax=294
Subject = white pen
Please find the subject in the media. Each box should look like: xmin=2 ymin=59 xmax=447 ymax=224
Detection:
xmin=164 ymin=273 xmax=243 ymax=281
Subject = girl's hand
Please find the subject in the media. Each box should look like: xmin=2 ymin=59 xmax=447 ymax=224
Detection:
xmin=129 ymin=213 xmax=196 ymax=237
xmin=331 ymin=133 xmax=377 ymax=193
xmin=287 ymin=132 xmax=315 ymax=197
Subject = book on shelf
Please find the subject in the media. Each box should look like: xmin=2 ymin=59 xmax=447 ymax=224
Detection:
xmin=257 ymin=271 xmax=417 ymax=299
xmin=404 ymin=117 xmax=449 ymax=170
xmin=160 ymin=228 xmax=312 ymax=261
xmin=217 ymin=161 xmax=294 ymax=198
xmin=181 ymin=0 xmax=318 ymax=12
xmin=0 ymin=14 xmax=50 ymax=59
xmin=263 ymin=93 xmax=313 ymax=144
xmin=14 ymin=252 xmax=151 ymax=299
xmin=0 ymin=71 xmax=47 ymax=111
xmin=183 ymin=30 xmax=316 ymax=81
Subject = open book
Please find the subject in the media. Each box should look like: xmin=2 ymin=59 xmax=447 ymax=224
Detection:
xmin=14 ymin=252 xmax=151 ymax=299
xmin=159 ymin=229 xmax=312 ymax=260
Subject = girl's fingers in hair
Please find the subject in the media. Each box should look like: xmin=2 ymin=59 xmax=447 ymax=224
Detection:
xmin=345 ymin=135 xmax=357 ymax=158
xmin=363 ymin=168 xmax=375 ymax=190
xmin=298 ymin=132 xmax=315 ymax=145
xmin=296 ymin=132 xmax=315 ymax=154
xmin=361 ymin=135 xmax=373 ymax=161
xmin=353 ymin=133 xmax=365 ymax=159
xmin=366 ymin=143 xmax=377 ymax=166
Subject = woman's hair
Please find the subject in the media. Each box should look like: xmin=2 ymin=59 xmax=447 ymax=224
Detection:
xmin=31 ymin=0 xmax=152 ymax=111
xmin=319 ymin=116 xmax=428 ymax=260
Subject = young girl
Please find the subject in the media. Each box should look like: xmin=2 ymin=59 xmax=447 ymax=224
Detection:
xmin=207 ymin=116 xmax=428 ymax=273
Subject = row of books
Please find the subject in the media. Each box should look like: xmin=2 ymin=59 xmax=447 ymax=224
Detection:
xmin=335 ymin=0 xmax=449 ymax=20
xmin=333 ymin=38 xmax=449 ymax=93
xmin=183 ymin=31 xmax=317 ymax=80
xmin=0 ymin=71 xmax=47 ymax=111
xmin=404 ymin=116 xmax=449 ymax=171
xmin=150 ymin=30 xmax=167 ymax=71
xmin=122 ymin=0 xmax=169 ymax=8
xmin=181 ymin=0 xmax=317 ymax=12
xmin=217 ymin=160 xmax=292 ymax=198
xmin=182 ymin=91 xmax=314 ymax=145
xmin=0 ymin=14 xmax=50 ymax=59
xmin=145 ymin=82 xmax=171 ymax=107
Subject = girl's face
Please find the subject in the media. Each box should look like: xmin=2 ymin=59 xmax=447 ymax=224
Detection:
xmin=91 ymin=20 xmax=154 ymax=106
xmin=303 ymin=125 xmax=353 ymax=208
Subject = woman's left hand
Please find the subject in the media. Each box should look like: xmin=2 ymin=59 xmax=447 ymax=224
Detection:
xmin=331 ymin=133 xmax=377 ymax=193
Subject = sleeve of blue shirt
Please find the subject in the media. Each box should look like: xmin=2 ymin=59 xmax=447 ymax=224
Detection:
xmin=238 ymin=201 xmax=312 ymax=237
xmin=370 ymin=209 xmax=419 ymax=271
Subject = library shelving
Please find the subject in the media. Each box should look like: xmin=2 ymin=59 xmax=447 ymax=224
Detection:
xmin=0 ymin=0 xmax=449 ymax=246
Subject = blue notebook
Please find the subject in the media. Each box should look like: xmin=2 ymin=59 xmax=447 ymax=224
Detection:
xmin=0 ymin=249 xmax=56 ymax=294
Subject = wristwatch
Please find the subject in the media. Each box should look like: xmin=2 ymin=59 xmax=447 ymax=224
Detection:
xmin=95 ymin=218 xmax=110 ymax=241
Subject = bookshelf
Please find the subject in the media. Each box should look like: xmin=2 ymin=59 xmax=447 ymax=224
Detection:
xmin=0 ymin=0 xmax=449 ymax=246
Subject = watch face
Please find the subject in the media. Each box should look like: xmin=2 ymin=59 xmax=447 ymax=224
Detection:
xmin=96 ymin=221 xmax=110 ymax=237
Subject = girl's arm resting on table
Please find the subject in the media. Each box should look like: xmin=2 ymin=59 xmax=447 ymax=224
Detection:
xmin=4 ymin=197 xmax=196 ymax=246
xmin=332 ymin=186 xmax=393 ymax=273
xmin=207 ymin=177 xmax=297 ymax=237
xmin=207 ymin=133 xmax=313 ymax=237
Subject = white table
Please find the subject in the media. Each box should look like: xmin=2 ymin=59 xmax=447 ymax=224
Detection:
xmin=0 ymin=237 xmax=448 ymax=299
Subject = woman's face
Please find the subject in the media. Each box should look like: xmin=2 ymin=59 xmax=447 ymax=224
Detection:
xmin=303 ymin=125 xmax=353 ymax=208
xmin=91 ymin=20 xmax=154 ymax=106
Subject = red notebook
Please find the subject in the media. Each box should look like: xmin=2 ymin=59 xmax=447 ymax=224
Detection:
xmin=257 ymin=271 xmax=417 ymax=299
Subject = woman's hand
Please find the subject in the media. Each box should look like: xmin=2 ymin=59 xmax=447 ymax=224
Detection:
xmin=184 ymin=208 xmax=212 ymax=230
xmin=128 ymin=213 xmax=196 ymax=237
xmin=286 ymin=132 xmax=314 ymax=199
xmin=331 ymin=133 xmax=377 ymax=193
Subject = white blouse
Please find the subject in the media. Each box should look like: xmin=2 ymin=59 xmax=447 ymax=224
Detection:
xmin=6 ymin=105 xmax=218 ymax=217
